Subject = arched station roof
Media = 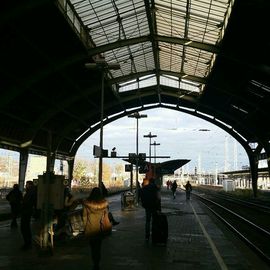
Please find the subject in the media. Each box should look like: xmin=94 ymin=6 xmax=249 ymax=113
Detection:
xmin=0 ymin=0 xmax=269 ymax=160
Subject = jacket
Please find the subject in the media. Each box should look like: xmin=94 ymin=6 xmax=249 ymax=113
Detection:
xmin=140 ymin=182 xmax=161 ymax=210
xmin=82 ymin=199 xmax=112 ymax=238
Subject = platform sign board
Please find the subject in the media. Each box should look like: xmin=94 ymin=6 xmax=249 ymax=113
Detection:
xmin=125 ymin=164 xmax=132 ymax=172
xmin=93 ymin=145 xmax=101 ymax=157
xmin=37 ymin=173 xmax=66 ymax=210
xmin=93 ymin=145 xmax=108 ymax=157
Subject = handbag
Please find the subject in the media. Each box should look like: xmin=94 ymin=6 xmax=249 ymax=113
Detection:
xmin=99 ymin=210 xmax=112 ymax=236
xmin=83 ymin=207 xmax=112 ymax=237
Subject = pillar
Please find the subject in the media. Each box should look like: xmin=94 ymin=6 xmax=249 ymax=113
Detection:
xmin=18 ymin=149 xmax=29 ymax=191
xmin=67 ymin=158 xmax=74 ymax=187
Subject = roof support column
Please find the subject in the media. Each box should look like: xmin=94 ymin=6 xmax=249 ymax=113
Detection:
xmin=248 ymin=153 xmax=258 ymax=198
xmin=67 ymin=159 xmax=75 ymax=187
xmin=261 ymin=140 xmax=270 ymax=185
xmin=18 ymin=149 xmax=29 ymax=191
xmin=247 ymin=143 xmax=262 ymax=198
xmin=144 ymin=0 xmax=161 ymax=101
xmin=40 ymin=131 xmax=54 ymax=251
xmin=49 ymin=152 xmax=56 ymax=172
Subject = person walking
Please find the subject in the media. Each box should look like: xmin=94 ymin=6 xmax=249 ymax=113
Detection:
xmin=20 ymin=181 xmax=37 ymax=250
xmin=6 ymin=184 xmax=23 ymax=228
xmin=140 ymin=178 xmax=161 ymax=241
xmin=184 ymin=181 xmax=192 ymax=200
xmin=171 ymin=180 xmax=177 ymax=199
xmin=82 ymin=187 xmax=112 ymax=270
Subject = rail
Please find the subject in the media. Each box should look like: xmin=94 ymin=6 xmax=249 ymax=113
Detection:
xmin=193 ymin=192 xmax=270 ymax=265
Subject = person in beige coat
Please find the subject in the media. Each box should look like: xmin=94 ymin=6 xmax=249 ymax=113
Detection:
xmin=83 ymin=187 xmax=112 ymax=270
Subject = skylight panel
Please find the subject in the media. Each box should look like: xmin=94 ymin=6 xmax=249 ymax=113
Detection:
xmin=160 ymin=75 xmax=179 ymax=88
xmin=67 ymin=0 xmax=234 ymax=91
xmin=119 ymin=79 xmax=138 ymax=92
xmin=139 ymin=75 xmax=157 ymax=88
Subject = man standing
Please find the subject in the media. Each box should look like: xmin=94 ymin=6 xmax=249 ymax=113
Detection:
xmin=6 ymin=184 xmax=23 ymax=228
xmin=20 ymin=181 xmax=37 ymax=250
xmin=171 ymin=180 xmax=177 ymax=199
xmin=140 ymin=178 xmax=161 ymax=241
xmin=184 ymin=181 xmax=192 ymax=200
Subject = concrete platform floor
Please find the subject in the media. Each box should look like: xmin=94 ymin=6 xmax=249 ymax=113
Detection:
xmin=0 ymin=189 xmax=269 ymax=270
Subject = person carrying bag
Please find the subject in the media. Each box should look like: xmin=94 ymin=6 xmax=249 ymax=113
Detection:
xmin=82 ymin=187 xmax=112 ymax=270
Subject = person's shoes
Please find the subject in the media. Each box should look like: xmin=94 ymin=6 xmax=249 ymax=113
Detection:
xmin=112 ymin=221 xmax=120 ymax=226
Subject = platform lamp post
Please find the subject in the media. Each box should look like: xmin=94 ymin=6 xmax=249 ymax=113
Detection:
xmin=143 ymin=132 xmax=157 ymax=163
xmin=85 ymin=57 xmax=120 ymax=190
xmin=128 ymin=112 xmax=147 ymax=203
xmin=150 ymin=141 xmax=160 ymax=163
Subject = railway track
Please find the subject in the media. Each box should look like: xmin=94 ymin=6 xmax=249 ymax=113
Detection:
xmin=194 ymin=192 xmax=270 ymax=265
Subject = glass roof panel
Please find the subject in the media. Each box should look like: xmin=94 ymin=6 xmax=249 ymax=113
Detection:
xmin=155 ymin=0 xmax=233 ymax=81
xmin=69 ymin=0 xmax=234 ymax=91
xmin=159 ymin=42 xmax=183 ymax=72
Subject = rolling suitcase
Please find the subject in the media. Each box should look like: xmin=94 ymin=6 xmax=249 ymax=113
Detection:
xmin=152 ymin=212 xmax=168 ymax=244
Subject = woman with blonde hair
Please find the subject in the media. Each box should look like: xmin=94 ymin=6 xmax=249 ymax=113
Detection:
xmin=83 ymin=187 xmax=112 ymax=270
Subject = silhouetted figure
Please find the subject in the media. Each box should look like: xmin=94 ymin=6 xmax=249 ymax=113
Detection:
xmin=20 ymin=181 xmax=37 ymax=250
xmin=184 ymin=181 xmax=192 ymax=200
xmin=6 ymin=184 xmax=23 ymax=228
xmin=83 ymin=187 xmax=112 ymax=270
xmin=140 ymin=178 xmax=161 ymax=241
xmin=171 ymin=180 xmax=177 ymax=199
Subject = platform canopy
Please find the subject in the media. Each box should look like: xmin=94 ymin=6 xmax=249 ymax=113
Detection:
xmin=0 ymin=0 xmax=269 ymax=159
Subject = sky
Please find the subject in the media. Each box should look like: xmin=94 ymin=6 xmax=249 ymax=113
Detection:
xmin=76 ymin=108 xmax=250 ymax=174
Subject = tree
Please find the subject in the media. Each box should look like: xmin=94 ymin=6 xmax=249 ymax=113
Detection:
xmin=73 ymin=159 xmax=87 ymax=181
xmin=115 ymin=163 xmax=124 ymax=180
xmin=102 ymin=163 xmax=111 ymax=184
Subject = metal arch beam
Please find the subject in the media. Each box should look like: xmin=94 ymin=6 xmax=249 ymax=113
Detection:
xmin=53 ymin=89 xmax=160 ymax=152
xmin=160 ymin=70 xmax=207 ymax=84
xmin=60 ymin=88 xmax=212 ymax=154
xmin=155 ymin=36 xmax=219 ymax=54
xmin=156 ymin=87 xmax=258 ymax=140
xmin=143 ymin=0 xmax=161 ymax=102
xmin=203 ymin=83 xmax=266 ymax=116
xmin=108 ymin=70 xmax=206 ymax=85
xmin=28 ymin=83 xmax=100 ymax=144
xmin=87 ymin=36 xmax=150 ymax=57
xmin=173 ymin=108 xmax=263 ymax=180
xmin=53 ymin=82 xmax=257 ymax=156
xmin=69 ymin=104 xmax=161 ymax=156
xmin=55 ymin=84 xmax=250 ymax=155
xmin=53 ymin=87 xmax=156 ymax=150
xmin=69 ymin=101 xmax=253 ymax=159
xmin=87 ymin=35 xmax=219 ymax=57
xmin=54 ymin=84 xmax=258 ymax=158
xmin=159 ymin=103 xmax=253 ymax=156
xmin=108 ymin=70 xmax=155 ymax=85
xmin=54 ymin=88 xmax=160 ymax=152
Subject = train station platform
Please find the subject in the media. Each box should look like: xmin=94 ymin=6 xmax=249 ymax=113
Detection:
xmin=0 ymin=189 xmax=269 ymax=270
